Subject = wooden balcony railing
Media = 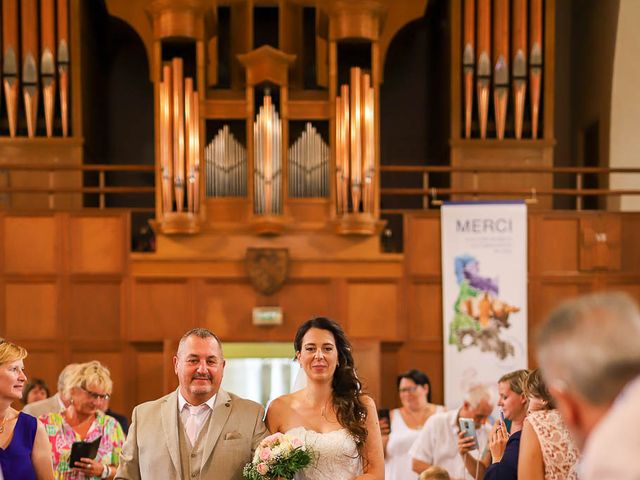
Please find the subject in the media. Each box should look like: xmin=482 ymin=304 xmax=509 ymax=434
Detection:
xmin=380 ymin=165 xmax=640 ymax=213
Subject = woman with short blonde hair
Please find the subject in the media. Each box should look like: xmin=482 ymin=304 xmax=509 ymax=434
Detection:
xmin=0 ymin=339 xmax=54 ymax=479
xmin=40 ymin=361 xmax=125 ymax=479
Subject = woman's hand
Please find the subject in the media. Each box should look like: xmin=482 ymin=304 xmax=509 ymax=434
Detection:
xmin=457 ymin=430 xmax=477 ymax=456
xmin=74 ymin=457 xmax=104 ymax=477
xmin=489 ymin=421 xmax=509 ymax=463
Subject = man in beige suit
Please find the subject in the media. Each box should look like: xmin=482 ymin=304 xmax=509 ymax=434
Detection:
xmin=115 ymin=328 xmax=268 ymax=480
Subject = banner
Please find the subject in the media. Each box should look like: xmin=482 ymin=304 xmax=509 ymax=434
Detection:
xmin=441 ymin=202 xmax=528 ymax=408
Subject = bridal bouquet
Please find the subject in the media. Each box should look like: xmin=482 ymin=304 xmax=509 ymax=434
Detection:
xmin=243 ymin=432 xmax=313 ymax=480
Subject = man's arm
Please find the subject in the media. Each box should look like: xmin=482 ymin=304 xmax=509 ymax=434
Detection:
xmin=114 ymin=407 xmax=141 ymax=480
xmin=251 ymin=404 xmax=269 ymax=453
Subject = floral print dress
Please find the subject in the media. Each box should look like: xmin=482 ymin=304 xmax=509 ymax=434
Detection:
xmin=40 ymin=411 xmax=125 ymax=479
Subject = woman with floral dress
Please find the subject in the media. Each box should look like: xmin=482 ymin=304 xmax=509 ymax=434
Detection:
xmin=40 ymin=361 xmax=124 ymax=479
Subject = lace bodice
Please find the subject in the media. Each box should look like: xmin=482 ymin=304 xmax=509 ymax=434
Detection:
xmin=286 ymin=427 xmax=363 ymax=480
xmin=527 ymin=409 xmax=580 ymax=480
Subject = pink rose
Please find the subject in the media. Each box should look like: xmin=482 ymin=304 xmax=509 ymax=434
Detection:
xmin=256 ymin=463 xmax=269 ymax=475
xmin=259 ymin=447 xmax=272 ymax=461
xmin=291 ymin=437 xmax=303 ymax=448
xmin=264 ymin=432 xmax=283 ymax=445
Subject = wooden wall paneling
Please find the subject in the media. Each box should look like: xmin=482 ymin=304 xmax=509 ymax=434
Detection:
xmin=69 ymin=280 xmax=122 ymax=340
xmin=129 ymin=279 xmax=191 ymax=340
xmin=598 ymin=281 xmax=640 ymax=305
xmin=3 ymin=215 xmax=59 ymax=274
xmin=533 ymin=215 xmax=579 ymax=273
xmin=70 ymin=350 xmax=126 ymax=413
xmin=132 ymin=343 xmax=165 ymax=408
xmin=22 ymin=348 xmax=63 ymax=401
xmin=68 ymin=214 xmax=127 ymax=274
xmin=200 ymin=280 xmax=334 ymax=341
xmin=351 ymin=339 xmax=381 ymax=404
xmin=379 ymin=342 xmax=401 ymax=410
xmin=163 ymin=338 xmax=179 ymax=394
xmin=398 ymin=340 xmax=444 ymax=405
xmin=408 ymin=280 xmax=442 ymax=341
xmin=620 ymin=214 xmax=640 ymax=275
xmin=404 ymin=214 xmax=441 ymax=277
xmin=346 ymin=280 xmax=400 ymax=340
xmin=579 ymin=214 xmax=621 ymax=271
xmin=5 ymin=281 xmax=58 ymax=340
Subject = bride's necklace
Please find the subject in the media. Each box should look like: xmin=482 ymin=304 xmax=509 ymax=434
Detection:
xmin=0 ymin=414 xmax=9 ymax=433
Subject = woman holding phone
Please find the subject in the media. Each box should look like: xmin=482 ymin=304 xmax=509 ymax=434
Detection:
xmin=382 ymin=369 xmax=444 ymax=480
xmin=40 ymin=361 xmax=124 ymax=479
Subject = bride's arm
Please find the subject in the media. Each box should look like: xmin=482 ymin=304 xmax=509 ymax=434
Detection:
xmin=356 ymin=396 xmax=384 ymax=480
xmin=265 ymin=396 xmax=284 ymax=433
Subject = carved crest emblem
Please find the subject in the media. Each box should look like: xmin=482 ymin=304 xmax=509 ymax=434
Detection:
xmin=245 ymin=248 xmax=289 ymax=295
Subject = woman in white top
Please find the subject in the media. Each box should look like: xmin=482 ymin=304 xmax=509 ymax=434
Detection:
xmin=382 ymin=369 xmax=444 ymax=480
xmin=266 ymin=317 xmax=384 ymax=480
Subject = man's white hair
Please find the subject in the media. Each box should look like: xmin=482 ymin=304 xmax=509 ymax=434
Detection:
xmin=463 ymin=383 xmax=493 ymax=408
xmin=536 ymin=292 xmax=640 ymax=405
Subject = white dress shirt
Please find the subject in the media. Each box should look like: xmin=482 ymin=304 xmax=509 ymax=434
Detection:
xmin=409 ymin=408 xmax=490 ymax=480
xmin=177 ymin=390 xmax=216 ymax=443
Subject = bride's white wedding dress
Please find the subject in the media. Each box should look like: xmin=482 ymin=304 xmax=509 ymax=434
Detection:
xmin=286 ymin=426 xmax=363 ymax=480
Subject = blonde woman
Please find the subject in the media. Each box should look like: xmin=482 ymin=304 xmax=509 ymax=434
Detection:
xmin=40 ymin=361 xmax=125 ymax=479
xmin=0 ymin=339 xmax=54 ymax=479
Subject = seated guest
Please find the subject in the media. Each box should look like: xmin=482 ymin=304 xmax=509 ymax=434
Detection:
xmin=24 ymin=364 xmax=79 ymax=418
xmin=22 ymin=378 xmax=50 ymax=406
xmin=40 ymin=361 xmax=125 ymax=479
xmin=383 ymin=369 xmax=445 ymax=480
xmin=420 ymin=465 xmax=450 ymax=480
xmin=536 ymin=292 xmax=640 ymax=480
xmin=410 ymin=384 xmax=493 ymax=479
xmin=483 ymin=369 xmax=529 ymax=480
xmin=0 ymin=339 xmax=54 ymax=479
xmin=517 ymin=368 xmax=579 ymax=479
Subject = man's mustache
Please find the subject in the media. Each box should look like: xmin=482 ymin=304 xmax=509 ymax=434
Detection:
xmin=192 ymin=374 xmax=212 ymax=380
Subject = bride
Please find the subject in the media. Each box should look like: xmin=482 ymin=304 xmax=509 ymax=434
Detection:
xmin=266 ymin=317 xmax=384 ymax=480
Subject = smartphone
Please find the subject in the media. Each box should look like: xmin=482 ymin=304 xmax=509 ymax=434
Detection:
xmin=458 ymin=417 xmax=478 ymax=450
xmin=377 ymin=408 xmax=390 ymax=423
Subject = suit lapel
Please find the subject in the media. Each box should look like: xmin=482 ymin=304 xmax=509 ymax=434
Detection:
xmin=160 ymin=391 xmax=182 ymax=477
xmin=201 ymin=388 xmax=232 ymax=466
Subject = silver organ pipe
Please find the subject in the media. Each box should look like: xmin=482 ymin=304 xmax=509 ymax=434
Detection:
xmin=253 ymin=94 xmax=282 ymax=215
xmin=205 ymin=125 xmax=247 ymax=197
xmin=288 ymin=122 xmax=329 ymax=198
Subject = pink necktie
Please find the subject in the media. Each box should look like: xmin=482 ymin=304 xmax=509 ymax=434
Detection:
xmin=185 ymin=404 xmax=205 ymax=445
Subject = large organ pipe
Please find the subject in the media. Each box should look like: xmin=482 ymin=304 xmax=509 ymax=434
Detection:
xmin=41 ymin=0 xmax=56 ymax=137
xmin=172 ymin=58 xmax=185 ymax=213
xmin=21 ymin=0 xmax=39 ymax=137
xmin=184 ymin=78 xmax=195 ymax=213
xmin=2 ymin=0 xmax=19 ymax=137
xmin=57 ymin=0 xmax=70 ymax=137
xmin=253 ymin=94 xmax=282 ymax=215
xmin=350 ymin=67 xmax=362 ymax=212
xmin=493 ymin=0 xmax=509 ymax=140
xmin=159 ymin=66 xmax=173 ymax=214
xmin=334 ymin=68 xmax=375 ymax=216
xmin=191 ymin=89 xmax=200 ymax=213
xmin=512 ymin=0 xmax=528 ymax=139
xmin=530 ymin=0 xmax=543 ymax=139
xmin=476 ymin=0 xmax=491 ymax=139
xmin=463 ymin=0 xmax=475 ymax=139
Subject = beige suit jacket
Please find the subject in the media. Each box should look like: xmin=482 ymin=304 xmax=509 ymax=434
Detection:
xmin=22 ymin=392 xmax=64 ymax=418
xmin=115 ymin=389 xmax=267 ymax=480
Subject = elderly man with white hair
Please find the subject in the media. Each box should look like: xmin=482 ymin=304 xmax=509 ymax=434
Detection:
xmin=536 ymin=291 xmax=640 ymax=480
xmin=410 ymin=384 xmax=494 ymax=480
xmin=23 ymin=363 xmax=78 ymax=417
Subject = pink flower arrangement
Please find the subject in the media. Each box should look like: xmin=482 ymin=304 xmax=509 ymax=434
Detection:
xmin=243 ymin=432 xmax=313 ymax=480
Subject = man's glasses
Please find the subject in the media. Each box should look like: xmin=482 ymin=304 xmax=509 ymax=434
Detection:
xmin=82 ymin=386 xmax=110 ymax=401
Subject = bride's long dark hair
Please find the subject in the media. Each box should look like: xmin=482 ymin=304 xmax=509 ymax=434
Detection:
xmin=294 ymin=317 xmax=368 ymax=456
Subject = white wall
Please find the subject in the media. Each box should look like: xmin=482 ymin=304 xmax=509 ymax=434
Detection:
xmin=610 ymin=0 xmax=640 ymax=210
